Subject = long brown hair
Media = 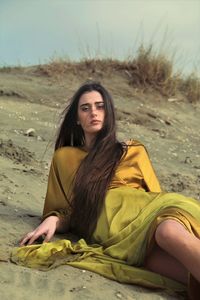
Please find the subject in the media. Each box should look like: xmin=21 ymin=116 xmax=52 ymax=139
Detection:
xmin=55 ymin=81 xmax=126 ymax=240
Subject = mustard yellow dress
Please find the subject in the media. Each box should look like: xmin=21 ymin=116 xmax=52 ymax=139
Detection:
xmin=11 ymin=141 xmax=200 ymax=296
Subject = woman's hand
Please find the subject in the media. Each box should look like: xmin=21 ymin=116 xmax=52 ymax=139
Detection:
xmin=19 ymin=215 xmax=60 ymax=246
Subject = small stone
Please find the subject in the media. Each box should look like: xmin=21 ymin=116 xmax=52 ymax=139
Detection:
xmin=184 ymin=157 xmax=192 ymax=164
xmin=116 ymin=292 xmax=122 ymax=298
xmin=158 ymin=118 xmax=165 ymax=124
xmin=14 ymin=129 xmax=20 ymax=135
xmin=172 ymin=152 xmax=178 ymax=157
xmin=37 ymin=136 xmax=42 ymax=141
xmin=25 ymin=128 xmax=36 ymax=137
xmin=168 ymin=98 xmax=178 ymax=102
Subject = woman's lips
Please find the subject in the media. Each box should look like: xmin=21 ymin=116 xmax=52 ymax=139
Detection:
xmin=90 ymin=120 xmax=101 ymax=125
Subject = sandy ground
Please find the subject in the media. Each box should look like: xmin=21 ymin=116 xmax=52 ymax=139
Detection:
xmin=0 ymin=67 xmax=200 ymax=300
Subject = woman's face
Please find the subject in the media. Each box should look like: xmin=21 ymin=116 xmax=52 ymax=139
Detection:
xmin=77 ymin=91 xmax=105 ymax=137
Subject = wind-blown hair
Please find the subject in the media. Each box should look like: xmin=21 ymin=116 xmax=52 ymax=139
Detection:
xmin=55 ymin=81 xmax=126 ymax=240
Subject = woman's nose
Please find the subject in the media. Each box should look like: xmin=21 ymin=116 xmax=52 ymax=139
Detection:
xmin=90 ymin=106 xmax=97 ymax=116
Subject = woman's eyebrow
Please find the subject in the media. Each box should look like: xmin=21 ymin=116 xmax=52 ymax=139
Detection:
xmin=80 ymin=101 xmax=104 ymax=107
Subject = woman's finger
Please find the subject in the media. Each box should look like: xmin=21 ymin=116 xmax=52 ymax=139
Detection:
xmin=43 ymin=229 xmax=54 ymax=243
xmin=19 ymin=231 xmax=35 ymax=246
xmin=27 ymin=231 xmax=44 ymax=245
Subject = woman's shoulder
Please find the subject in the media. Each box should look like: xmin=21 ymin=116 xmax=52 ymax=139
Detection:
xmin=125 ymin=139 xmax=144 ymax=147
xmin=123 ymin=139 xmax=147 ymax=157
xmin=122 ymin=139 xmax=151 ymax=164
xmin=53 ymin=146 xmax=87 ymax=161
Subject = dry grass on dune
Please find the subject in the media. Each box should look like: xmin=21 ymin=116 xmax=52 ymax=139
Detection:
xmin=0 ymin=44 xmax=199 ymax=102
xmin=29 ymin=45 xmax=200 ymax=103
xmin=181 ymin=73 xmax=200 ymax=103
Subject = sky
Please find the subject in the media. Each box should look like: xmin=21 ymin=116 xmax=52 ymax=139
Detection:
xmin=0 ymin=0 xmax=200 ymax=74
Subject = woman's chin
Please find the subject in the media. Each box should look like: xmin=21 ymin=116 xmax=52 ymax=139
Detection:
xmin=86 ymin=127 xmax=103 ymax=134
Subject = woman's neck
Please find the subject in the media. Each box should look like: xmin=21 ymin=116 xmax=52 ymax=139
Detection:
xmin=84 ymin=134 xmax=96 ymax=151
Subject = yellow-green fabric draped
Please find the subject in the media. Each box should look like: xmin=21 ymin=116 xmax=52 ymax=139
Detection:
xmin=10 ymin=142 xmax=200 ymax=296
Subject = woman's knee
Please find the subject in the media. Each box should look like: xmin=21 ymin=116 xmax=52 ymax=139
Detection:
xmin=155 ymin=219 xmax=183 ymax=248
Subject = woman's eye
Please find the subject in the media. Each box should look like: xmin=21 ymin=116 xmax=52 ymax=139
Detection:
xmin=81 ymin=106 xmax=89 ymax=111
xmin=96 ymin=103 xmax=104 ymax=110
xmin=80 ymin=103 xmax=104 ymax=111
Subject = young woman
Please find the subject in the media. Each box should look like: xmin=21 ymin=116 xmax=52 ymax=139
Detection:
xmin=11 ymin=82 xmax=200 ymax=299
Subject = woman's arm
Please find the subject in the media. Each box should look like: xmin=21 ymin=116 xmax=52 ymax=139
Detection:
xmin=139 ymin=145 xmax=162 ymax=192
xmin=20 ymin=149 xmax=73 ymax=245
xmin=42 ymin=151 xmax=73 ymax=221
xmin=126 ymin=140 xmax=162 ymax=192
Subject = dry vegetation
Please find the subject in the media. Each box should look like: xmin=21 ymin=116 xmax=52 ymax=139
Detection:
xmin=14 ymin=45 xmax=198 ymax=103
xmin=181 ymin=73 xmax=200 ymax=103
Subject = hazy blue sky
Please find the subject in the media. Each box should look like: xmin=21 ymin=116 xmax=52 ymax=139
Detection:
xmin=0 ymin=0 xmax=200 ymax=74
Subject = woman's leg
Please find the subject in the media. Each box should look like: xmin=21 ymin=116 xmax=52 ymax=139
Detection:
xmin=150 ymin=219 xmax=200 ymax=283
xmin=145 ymin=243 xmax=188 ymax=283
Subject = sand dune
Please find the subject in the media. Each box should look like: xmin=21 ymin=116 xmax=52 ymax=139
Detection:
xmin=0 ymin=66 xmax=199 ymax=299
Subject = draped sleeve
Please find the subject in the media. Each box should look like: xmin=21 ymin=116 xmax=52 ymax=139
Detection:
xmin=42 ymin=147 xmax=87 ymax=224
xmin=137 ymin=144 xmax=162 ymax=192
xmin=126 ymin=140 xmax=162 ymax=193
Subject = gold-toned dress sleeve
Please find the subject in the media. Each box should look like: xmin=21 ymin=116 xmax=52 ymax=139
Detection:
xmin=138 ymin=145 xmax=162 ymax=192
xmin=42 ymin=152 xmax=73 ymax=224
xmin=42 ymin=147 xmax=87 ymax=225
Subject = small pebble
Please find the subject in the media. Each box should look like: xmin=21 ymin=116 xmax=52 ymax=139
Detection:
xmin=25 ymin=128 xmax=36 ymax=137
xmin=116 ymin=292 xmax=122 ymax=299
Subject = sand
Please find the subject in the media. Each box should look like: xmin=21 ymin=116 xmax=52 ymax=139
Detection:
xmin=0 ymin=67 xmax=199 ymax=300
